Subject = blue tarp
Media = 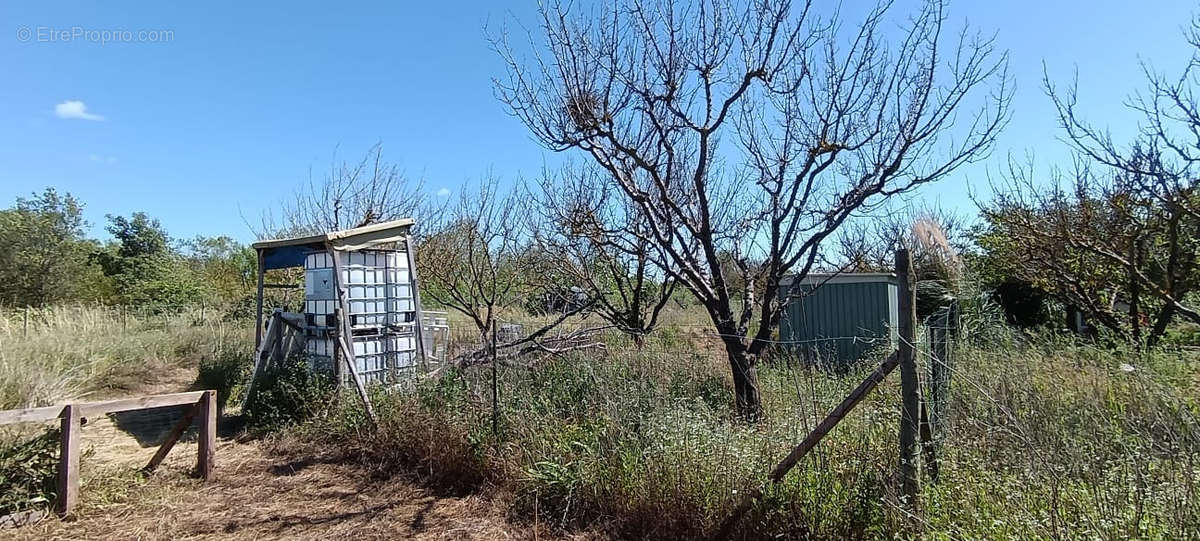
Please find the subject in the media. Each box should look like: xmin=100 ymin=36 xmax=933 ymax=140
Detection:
xmin=260 ymin=244 xmax=321 ymax=270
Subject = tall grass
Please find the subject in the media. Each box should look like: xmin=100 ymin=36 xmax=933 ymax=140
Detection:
xmin=305 ymin=318 xmax=1200 ymax=539
xmin=0 ymin=304 xmax=247 ymax=409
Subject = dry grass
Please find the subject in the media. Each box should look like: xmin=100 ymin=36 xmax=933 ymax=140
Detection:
xmin=0 ymin=305 xmax=244 ymax=409
xmin=9 ymin=434 xmax=599 ymax=540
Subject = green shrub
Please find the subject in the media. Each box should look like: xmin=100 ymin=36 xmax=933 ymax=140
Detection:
xmin=0 ymin=428 xmax=60 ymax=515
xmin=194 ymin=343 xmax=251 ymax=413
xmin=243 ymin=356 xmax=334 ymax=431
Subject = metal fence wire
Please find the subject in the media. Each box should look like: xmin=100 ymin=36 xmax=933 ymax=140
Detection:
xmin=923 ymin=303 xmax=959 ymax=435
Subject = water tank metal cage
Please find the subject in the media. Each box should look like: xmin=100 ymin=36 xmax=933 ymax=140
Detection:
xmin=245 ymin=219 xmax=449 ymax=398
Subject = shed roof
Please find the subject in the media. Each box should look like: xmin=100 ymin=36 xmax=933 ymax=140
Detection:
xmin=780 ymin=272 xmax=897 ymax=287
xmin=252 ymin=218 xmax=415 ymax=270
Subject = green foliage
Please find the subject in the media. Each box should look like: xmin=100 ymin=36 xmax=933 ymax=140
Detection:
xmin=0 ymin=429 xmax=60 ymax=514
xmin=296 ymin=322 xmax=1200 ymax=540
xmin=195 ymin=341 xmax=251 ymax=413
xmin=243 ymin=357 xmax=335 ymax=431
xmin=93 ymin=213 xmax=208 ymax=306
xmin=0 ymin=188 xmax=110 ymax=306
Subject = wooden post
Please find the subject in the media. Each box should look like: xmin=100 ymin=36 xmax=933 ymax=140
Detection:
xmin=23 ymin=306 xmax=29 ymax=337
xmin=197 ymin=390 xmax=216 ymax=480
xmin=896 ymin=248 xmax=920 ymax=508
xmin=255 ymin=249 xmax=266 ymax=349
xmin=56 ymin=404 xmax=81 ymax=517
xmin=919 ymin=398 xmax=939 ymax=483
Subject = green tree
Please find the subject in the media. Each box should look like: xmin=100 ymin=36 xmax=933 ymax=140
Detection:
xmin=95 ymin=213 xmax=205 ymax=306
xmin=0 ymin=189 xmax=108 ymax=306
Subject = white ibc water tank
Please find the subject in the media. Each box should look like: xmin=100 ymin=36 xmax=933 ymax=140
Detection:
xmin=301 ymin=249 xmax=420 ymax=382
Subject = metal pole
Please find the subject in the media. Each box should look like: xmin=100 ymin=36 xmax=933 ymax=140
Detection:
xmin=491 ymin=318 xmax=499 ymax=438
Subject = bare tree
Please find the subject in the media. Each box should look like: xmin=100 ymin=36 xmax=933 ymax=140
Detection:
xmin=494 ymin=0 xmax=1011 ymax=419
xmin=533 ymin=165 xmax=677 ymax=347
xmin=989 ymin=13 xmax=1200 ymax=345
xmin=259 ymin=143 xmax=424 ymax=237
xmin=981 ymin=155 xmax=1199 ymax=346
xmin=419 ymin=179 xmax=530 ymax=336
xmin=419 ymin=178 xmax=601 ymax=367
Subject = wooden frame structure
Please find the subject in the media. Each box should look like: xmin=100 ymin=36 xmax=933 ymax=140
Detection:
xmin=0 ymin=390 xmax=217 ymax=518
xmin=248 ymin=219 xmax=435 ymax=421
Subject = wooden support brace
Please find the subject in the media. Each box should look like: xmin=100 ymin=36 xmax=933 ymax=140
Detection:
xmin=142 ymin=402 xmax=200 ymax=475
xmin=715 ymin=351 xmax=900 ymax=539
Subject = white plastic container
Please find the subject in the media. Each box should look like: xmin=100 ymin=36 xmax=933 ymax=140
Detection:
xmin=301 ymin=249 xmax=421 ymax=382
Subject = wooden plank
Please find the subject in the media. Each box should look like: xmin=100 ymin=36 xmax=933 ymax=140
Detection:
xmin=0 ymin=391 xmax=209 ymax=426
xmin=243 ymin=312 xmax=280 ymax=406
xmin=404 ymin=236 xmax=430 ymax=370
xmin=715 ymin=351 xmax=900 ymax=539
xmin=896 ymin=248 xmax=921 ymax=507
xmin=77 ymin=391 xmax=206 ymax=419
xmin=142 ymin=402 xmax=200 ymax=475
xmin=336 ymin=335 xmax=378 ymax=425
xmin=56 ymin=405 xmax=80 ymax=517
xmin=0 ymin=404 xmax=65 ymax=425
xmin=196 ymin=390 xmax=216 ymax=480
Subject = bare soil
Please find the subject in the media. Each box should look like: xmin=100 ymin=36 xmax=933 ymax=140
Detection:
xmin=3 ymin=369 xmax=597 ymax=541
xmin=7 ymin=433 xmax=593 ymax=540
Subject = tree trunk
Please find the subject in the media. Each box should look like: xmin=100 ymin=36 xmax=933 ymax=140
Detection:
xmin=725 ymin=343 xmax=762 ymax=422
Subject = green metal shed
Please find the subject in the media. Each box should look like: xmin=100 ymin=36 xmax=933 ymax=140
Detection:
xmin=778 ymin=272 xmax=898 ymax=365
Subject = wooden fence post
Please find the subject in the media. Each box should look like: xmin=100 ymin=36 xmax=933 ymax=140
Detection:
xmin=896 ymin=248 xmax=920 ymax=509
xmin=197 ymin=390 xmax=216 ymax=480
xmin=56 ymin=404 xmax=81 ymax=517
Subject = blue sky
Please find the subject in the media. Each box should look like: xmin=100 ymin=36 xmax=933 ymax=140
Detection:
xmin=1 ymin=1 xmax=1195 ymax=243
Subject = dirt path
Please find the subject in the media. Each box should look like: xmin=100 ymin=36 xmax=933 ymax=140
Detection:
xmin=8 ymin=434 xmax=584 ymax=541
xmin=4 ymin=371 xmax=592 ymax=541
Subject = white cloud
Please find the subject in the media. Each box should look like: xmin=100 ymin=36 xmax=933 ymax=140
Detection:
xmin=55 ymin=100 xmax=105 ymax=121
xmin=436 ymin=187 xmax=451 ymax=197
xmin=88 ymin=154 xmax=117 ymax=164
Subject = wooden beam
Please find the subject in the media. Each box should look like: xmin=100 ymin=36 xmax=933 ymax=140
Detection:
xmin=243 ymin=312 xmax=280 ymax=407
xmin=262 ymin=283 xmax=301 ymax=289
xmin=78 ymin=391 xmax=207 ymax=419
xmin=0 ymin=404 xmax=66 ymax=425
xmin=196 ymin=390 xmax=216 ymax=480
xmin=404 ymin=236 xmax=430 ymax=371
xmin=255 ymin=249 xmax=265 ymax=349
xmin=56 ymin=405 xmax=81 ymax=517
xmin=715 ymin=351 xmax=900 ymax=539
xmin=337 ymin=335 xmax=377 ymax=425
xmin=143 ymin=402 xmax=200 ymax=475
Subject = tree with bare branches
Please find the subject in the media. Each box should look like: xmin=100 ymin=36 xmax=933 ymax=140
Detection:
xmin=975 ymin=15 xmax=1200 ymax=346
xmin=259 ymin=143 xmax=424 ymax=237
xmin=495 ymin=0 xmax=1011 ymax=419
xmin=533 ymin=166 xmax=677 ymax=347
xmin=419 ymin=179 xmax=601 ymax=367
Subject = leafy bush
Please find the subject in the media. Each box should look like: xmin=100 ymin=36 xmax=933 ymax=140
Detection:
xmin=243 ymin=356 xmax=334 ymax=431
xmin=194 ymin=342 xmax=251 ymax=413
xmin=0 ymin=428 xmax=60 ymax=515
